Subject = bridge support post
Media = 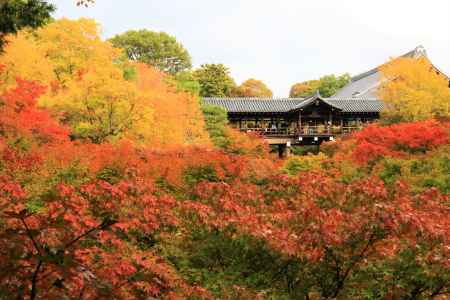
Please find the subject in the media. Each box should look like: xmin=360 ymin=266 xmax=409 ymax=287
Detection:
xmin=278 ymin=143 xmax=291 ymax=159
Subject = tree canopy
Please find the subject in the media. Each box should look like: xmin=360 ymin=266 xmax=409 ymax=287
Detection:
xmin=193 ymin=63 xmax=236 ymax=97
xmin=289 ymin=80 xmax=320 ymax=97
xmin=0 ymin=18 xmax=209 ymax=146
xmin=0 ymin=0 xmax=55 ymax=50
xmin=379 ymin=57 xmax=450 ymax=123
xmin=317 ymin=73 xmax=351 ymax=97
xmin=234 ymin=78 xmax=273 ymax=98
xmin=109 ymin=29 xmax=192 ymax=75
xmin=289 ymin=73 xmax=350 ymax=98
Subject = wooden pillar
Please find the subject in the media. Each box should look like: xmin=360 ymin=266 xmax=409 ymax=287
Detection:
xmin=298 ymin=111 xmax=302 ymax=134
xmin=278 ymin=143 xmax=291 ymax=159
xmin=278 ymin=144 xmax=285 ymax=158
xmin=329 ymin=111 xmax=332 ymax=134
xmin=285 ymin=145 xmax=291 ymax=158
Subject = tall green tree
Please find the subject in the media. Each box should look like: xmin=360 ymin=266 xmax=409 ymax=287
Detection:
xmin=193 ymin=64 xmax=236 ymax=97
xmin=170 ymin=71 xmax=201 ymax=95
xmin=289 ymin=73 xmax=351 ymax=98
xmin=0 ymin=0 xmax=54 ymax=50
xmin=201 ymin=103 xmax=229 ymax=149
xmin=318 ymin=73 xmax=351 ymax=97
xmin=109 ymin=29 xmax=192 ymax=75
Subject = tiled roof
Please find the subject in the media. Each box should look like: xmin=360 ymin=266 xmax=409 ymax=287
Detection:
xmin=327 ymin=98 xmax=384 ymax=112
xmin=202 ymin=97 xmax=304 ymax=113
xmin=333 ymin=71 xmax=381 ymax=98
xmin=202 ymin=96 xmax=383 ymax=113
xmin=291 ymin=92 xmax=343 ymax=111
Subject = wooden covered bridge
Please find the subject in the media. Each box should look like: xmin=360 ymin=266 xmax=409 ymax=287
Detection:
xmin=203 ymin=92 xmax=383 ymax=157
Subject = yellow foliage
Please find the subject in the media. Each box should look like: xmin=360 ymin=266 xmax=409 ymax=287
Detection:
xmin=0 ymin=18 xmax=210 ymax=146
xmin=234 ymin=78 xmax=273 ymax=98
xmin=135 ymin=63 xmax=211 ymax=147
xmin=0 ymin=32 xmax=54 ymax=87
xmin=379 ymin=57 xmax=450 ymax=122
xmin=0 ymin=18 xmax=151 ymax=143
xmin=289 ymin=80 xmax=320 ymax=98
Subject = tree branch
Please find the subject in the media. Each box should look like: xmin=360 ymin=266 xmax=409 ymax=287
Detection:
xmin=20 ymin=217 xmax=42 ymax=256
xmin=30 ymin=260 xmax=43 ymax=300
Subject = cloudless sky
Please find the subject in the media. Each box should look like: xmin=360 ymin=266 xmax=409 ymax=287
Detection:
xmin=51 ymin=0 xmax=450 ymax=97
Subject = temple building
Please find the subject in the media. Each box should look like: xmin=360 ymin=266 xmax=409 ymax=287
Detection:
xmin=202 ymin=46 xmax=448 ymax=156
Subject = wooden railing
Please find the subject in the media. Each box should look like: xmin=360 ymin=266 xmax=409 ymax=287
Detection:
xmin=240 ymin=126 xmax=363 ymax=136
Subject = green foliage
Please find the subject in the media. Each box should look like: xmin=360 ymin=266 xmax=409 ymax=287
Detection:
xmin=183 ymin=165 xmax=219 ymax=187
xmin=356 ymin=248 xmax=450 ymax=299
xmin=283 ymin=153 xmax=327 ymax=176
xmin=201 ymin=103 xmax=229 ymax=149
xmin=159 ymin=229 xmax=301 ymax=299
xmin=318 ymin=73 xmax=351 ymax=97
xmin=289 ymin=73 xmax=350 ymax=98
xmin=109 ymin=29 xmax=192 ymax=75
xmin=0 ymin=0 xmax=54 ymax=50
xmin=193 ymin=64 xmax=236 ymax=97
xmin=117 ymin=58 xmax=137 ymax=81
xmin=379 ymin=158 xmax=402 ymax=186
xmin=96 ymin=166 xmax=122 ymax=184
xmin=291 ymin=145 xmax=320 ymax=156
xmin=171 ymin=71 xmax=200 ymax=95
xmin=376 ymin=145 xmax=450 ymax=194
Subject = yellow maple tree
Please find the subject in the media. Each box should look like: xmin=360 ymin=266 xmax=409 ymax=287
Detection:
xmin=379 ymin=57 xmax=450 ymax=122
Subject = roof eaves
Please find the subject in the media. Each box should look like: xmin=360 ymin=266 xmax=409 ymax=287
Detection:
xmin=290 ymin=92 xmax=343 ymax=112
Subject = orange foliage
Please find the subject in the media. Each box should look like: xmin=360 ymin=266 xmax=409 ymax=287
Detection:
xmin=135 ymin=63 xmax=211 ymax=147
xmin=223 ymin=128 xmax=270 ymax=157
xmin=0 ymin=19 xmax=210 ymax=147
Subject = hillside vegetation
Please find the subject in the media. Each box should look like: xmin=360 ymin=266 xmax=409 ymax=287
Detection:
xmin=0 ymin=17 xmax=448 ymax=300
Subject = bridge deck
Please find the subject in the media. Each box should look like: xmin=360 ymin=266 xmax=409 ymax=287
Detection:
xmin=241 ymin=126 xmax=361 ymax=145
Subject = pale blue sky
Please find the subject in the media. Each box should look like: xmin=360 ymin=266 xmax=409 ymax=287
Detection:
xmin=51 ymin=0 xmax=450 ymax=96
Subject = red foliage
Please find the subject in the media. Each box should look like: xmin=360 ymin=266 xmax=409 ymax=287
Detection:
xmin=183 ymin=170 xmax=449 ymax=282
xmin=353 ymin=120 xmax=448 ymax=164
xmin=0 ymin=74 xmax=448 ymax=298
xmin=0 ymin=78 xmax=69 ymax=144
xmin=0 ymin=78 xmax=210 ymax=299
xmin=333 ymin=120 xmax=449 ymax=165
